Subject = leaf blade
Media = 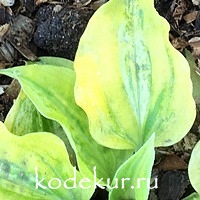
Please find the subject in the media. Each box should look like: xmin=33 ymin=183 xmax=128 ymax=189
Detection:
xmin=0 ymin=122 xmax=94 ymax=200
xmin=109 ymin=134 xmax=155 ymax=200
xmin=0 ymin=57 xmax=132 ymax=183
xmin=74 ymin=0 xmax=196 ymax=149
xmin=188 ymin=141 xmax=200 ymax=194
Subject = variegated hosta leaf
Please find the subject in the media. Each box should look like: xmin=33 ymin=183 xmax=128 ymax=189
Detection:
xmin=188 ymin=140 xmax=200 ymax=194
xmin=185 ymin=50 xmax=200 ymax=104
xmin=0 ymin=122 xmax=94 ymax=200
xmin=182 ymin=193 xmax=200 ymax=200
xmin=5 ymin=90 xmax=77 ymax=167
xmin=109 ymin=134 xmax=155 ymax=200
xmin=74 ymin=0 xmax=196 ymax=149
xmin=0 ymin=57 xmax=132 ymax=183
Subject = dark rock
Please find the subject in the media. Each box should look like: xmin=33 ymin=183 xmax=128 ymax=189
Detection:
xmin=157 ymin=170 xmax=189 ymax=200
xmin=34 ymin=5 xmax=94 ymax=60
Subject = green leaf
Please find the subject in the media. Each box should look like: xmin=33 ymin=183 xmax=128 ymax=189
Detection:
xmin=185 ymin=50 xmax=200 ymax=104
xmin=0 ymin=57 xmax=132 ymax=183
xmin=188 ymin=140 xmax=200 ymax=194
xmin=109 ymin=134 xmax=155 ymax=200
xmin=182 ymin=193 xmax=200 ymax=200
xmin=5 ymin=89 xmax=62 ymax=136
xmin=5 ymin=90 xmax=77 ymax=167
xmin=0 ymin=122 xmax=94 ymax=200
xmin=74 ymin=0 xmax=196 ymax=149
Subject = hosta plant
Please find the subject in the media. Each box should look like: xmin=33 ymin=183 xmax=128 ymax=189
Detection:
xmin=187 ymin=141 xmax=200 ymax=199
xmin=0 ymin=0 xmax=197 ymax=199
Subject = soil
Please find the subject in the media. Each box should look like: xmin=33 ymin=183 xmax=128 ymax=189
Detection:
xmin=0 ymin=0 xmax=200 ymax=199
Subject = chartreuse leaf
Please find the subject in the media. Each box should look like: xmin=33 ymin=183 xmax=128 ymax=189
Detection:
xmin=74 ymin=0 xmax=196 ymax=149
xmin=0 ymin=58 xmax=132 ymax=183
xmin=188 ymin=140 xmax=200 ymax=194
xmin=183 ymin=193 xmax=200 ymax=200
xmin=185 ymin=50 xmax=200 ymax=104
xmin=4 ymin=90 xmax=77 ymax=167
xmin=5 ymin=89 xmax=63 ymax=136
xmin=109 ymin=134 xmax=155 ymax=200
xmin=0 ymin=122 xmax=94 ymax=200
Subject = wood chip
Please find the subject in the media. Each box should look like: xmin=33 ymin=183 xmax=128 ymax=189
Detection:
xmin=192 ymin=0 xmax=200 ymax=5
xmin=0 ymin=23 xmax=10 ymax=41
xmin=183 ymin=132 xmax=198 ymax=151
xmin=183 ymin=11 xmax=198 ymax=23
xmin=189 ymin=37 xmax=200 ymax=58
xmin=35 ymin=0 xmax=48 ymax=6
xmin=5 ymin=79 xmax=20 ymax=100
xmin=156 ymin=154 xmax=188 ymax=171
xmin=0 ymin=86 xmax=4 ymax=95
xmin=171 ymin=37 xmax=188 ymax=51
xmin=89 ymin=0 xmax=107 ymax=10
xmin=173 ymin=0 xmax=188 ymax=23
xmin=7 ymin=14 xmax=37 ymax=61
xmin=0 ymin=40 xmax=15 ymax=62
xmin=75 ymin=0 xmax=92 ymax=7
xmin=0 ymin=0 xmax=15 ymax=7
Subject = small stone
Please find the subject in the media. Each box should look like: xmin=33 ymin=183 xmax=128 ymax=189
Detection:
xmin=192 ymin=0 xmax=200 ymax=5
xmin=0 ymin=0 xmax=15 ymax=7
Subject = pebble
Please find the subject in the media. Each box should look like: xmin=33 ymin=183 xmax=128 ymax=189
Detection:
xmin=192 ymin=0 xmax=200 ymax=5
xmin=0 ymin=0 xmax=14 ymax=7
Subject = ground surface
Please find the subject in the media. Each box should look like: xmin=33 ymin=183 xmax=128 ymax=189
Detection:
xmin=0 ymin=0 xmax=200 ymax=199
